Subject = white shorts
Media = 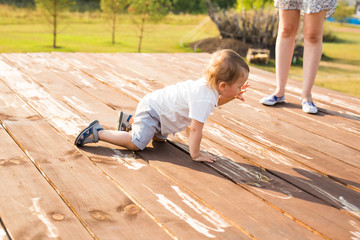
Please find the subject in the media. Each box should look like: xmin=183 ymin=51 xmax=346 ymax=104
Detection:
xmin=131 ymin=99 xmax=167 ymax=150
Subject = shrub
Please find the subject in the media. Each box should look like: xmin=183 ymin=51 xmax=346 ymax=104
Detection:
xmin=205 ymin=1 xmax=278 ymax=55
xmin=323 ymin=24 xmax=338 ymax=42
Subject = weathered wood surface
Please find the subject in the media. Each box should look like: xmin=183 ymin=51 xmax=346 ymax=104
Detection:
xmin=0 ymin=52 xmax=359 ymax=240
xmin=0 ymin=95 xmax=92 ymax=240
xmin=0 ymin=221 xmax=9 ymax=240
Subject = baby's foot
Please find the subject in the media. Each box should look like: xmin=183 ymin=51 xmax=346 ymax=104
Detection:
xmin=74 ymin=120 xmax=104 ymax=146
xmin=116 ymin=111 xmax=132 ymax=131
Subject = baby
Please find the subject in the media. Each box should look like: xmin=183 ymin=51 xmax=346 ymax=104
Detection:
xmin=75 ymin=49 xmax=250 ymax=163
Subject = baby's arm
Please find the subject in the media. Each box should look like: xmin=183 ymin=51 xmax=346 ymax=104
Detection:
xmin=189 ymin=119 xmax=215 ymax=163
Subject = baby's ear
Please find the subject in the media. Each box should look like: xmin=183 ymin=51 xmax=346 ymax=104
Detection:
xmin=218 ymin=81 xmax=226 ymax=90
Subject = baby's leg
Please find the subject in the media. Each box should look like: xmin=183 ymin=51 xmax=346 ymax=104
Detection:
xmin=98 ymin=130 xmax=139 ymax=150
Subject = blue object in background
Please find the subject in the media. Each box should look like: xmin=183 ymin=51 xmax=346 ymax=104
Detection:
xmin=327 ymin=17 xmax=360 ymax=25
xmin=347 ymin=17 xmax=360 ymax=25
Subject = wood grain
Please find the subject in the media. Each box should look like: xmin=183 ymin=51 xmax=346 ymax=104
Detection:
xmin=1 ymin=52 xmax=359 ymax=240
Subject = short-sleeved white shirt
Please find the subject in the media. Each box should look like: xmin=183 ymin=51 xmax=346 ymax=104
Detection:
xmin=143 ymin=78 xmax=219 ymax=136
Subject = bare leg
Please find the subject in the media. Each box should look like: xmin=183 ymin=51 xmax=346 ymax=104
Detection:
xmin=274 ymin=9 xmax=300 ymax=97
xmin=98 ymin=130 xmax=139 ymax=150
xmin=302 ymin=10 xmax=326 ymax=102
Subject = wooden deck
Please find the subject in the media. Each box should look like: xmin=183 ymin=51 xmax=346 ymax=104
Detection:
xmin=0 ymin=52 xmax=359 ymax=240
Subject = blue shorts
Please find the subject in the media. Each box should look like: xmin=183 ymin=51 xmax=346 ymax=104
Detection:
xmin=131 ymin=99 xmax=167 ymax=150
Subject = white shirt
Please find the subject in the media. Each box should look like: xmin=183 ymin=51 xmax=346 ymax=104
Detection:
xmin=143 ymin=78 xmax=219 ymax=136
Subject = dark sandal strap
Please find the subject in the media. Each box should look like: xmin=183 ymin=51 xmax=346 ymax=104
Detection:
xmin=81 ymin=121 xmax=104 ymax=145
xmin=93 ymin=126 xmax=104 ymax=142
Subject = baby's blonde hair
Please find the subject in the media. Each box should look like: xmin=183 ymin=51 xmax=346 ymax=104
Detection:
xmin=205 ymin=49 xmax=249 ymax=89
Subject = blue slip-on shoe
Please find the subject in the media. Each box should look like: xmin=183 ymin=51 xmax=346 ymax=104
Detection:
xmin=302 ymin=101 xmax=318 ymax=114
xmin=74 ymin=120 xmax=104 ymax=146
xmin=116 ymin=111 xmax=132 ymax=131
xmin=260 ymin=94 xmax=285 ymax=106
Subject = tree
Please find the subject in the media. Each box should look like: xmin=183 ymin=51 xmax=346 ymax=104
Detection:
xmin=170 ymin=0 xmax=236 ymax=13
xmin=35 ymin=0 xmax=75 ymax=48
xmin=171 ymin=0 xmax=206 ymax=13
xmin=101 ymin=0 xmax=128 ymax=44
xmin=333 ymin=0 xmax=354 ymax=24
xmin=128 ymin=0 xmax=172 ymax=52
xmin=236 ymin=0 xmax=273 ymax=11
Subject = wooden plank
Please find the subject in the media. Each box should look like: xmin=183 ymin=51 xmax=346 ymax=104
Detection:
xmin=197 ymin=119 xmax=360 ymax=214
xmin=3 ymin=52 xmax=138 ymax=114
xmin=169 ymin=130 xmax=360 ymax=227
xmin=66 ymin=53 xmax=360 ymax=169
xmin=9 ymin=52 xmax=358 ymax=238
xmin=0 ymin=219 xmax=10 ymax=240
xmin=52 ymin=53 xmax=360 ymax=198
xmin=124 ymin=51 xmax=360 ymax=118
xmin=11 ymin=52 xmax=310 ymax=239
xmin=211 ymin=107 xmax=360 ymax=191
xmin=21 ymin=53 xmax=328 ymax=239
xmin=0 ymin=54 xmax=253 ymax=240
xmin=216 ymin=96 xmax=360 ymax=169
xmin=70 ymin=53 xmax=360 ymax=236
xmin=249 ymin=79 xmax=360 ymax=127
xmin=139 ymin=141 xmax=359 ymax=240
xmin=0 ymin=124 xmax=93 ymax=240
xmin=81 ymin=51 xmax=360 ymax=156
xmin=80 ymin=145 xmax=250 ymax=239
xmin=92 ymin=53 xmax=360 ymax=179
xmin=51 ymin=52 xmax=158 ymax=101
xmin=8 ymin=61 xmax=250 ymax=240
xmin=245 ymin=81 xmax=360 ymax=149
xmin=48 ymin=53 xmax=360 ymax=239
xmin=3 ymin=121 xmax=172 ymax=239
xmin=0 ymin=60 xmax=172 ymax=240
xmin=149 ymin=52 xmax=360 ymax=130
xmin=56 ymin=69 xmax=138 ymax=112
xmin=113 ymin=52 xmax=360 ymax=142
xmin=1 ymin=53 xmax=144 ymax=132
xmin=117 ymin=52 xmax=360 ymax=139
xmin=80 ymin=53 xmax=360 ymax=188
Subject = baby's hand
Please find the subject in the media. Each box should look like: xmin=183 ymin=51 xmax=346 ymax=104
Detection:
xmin=193 ymin=152 xmax=216 ymax=163
xmin=241 ymin=80 xmax=250 ymax=91
xmin=235 ymin=81 xmax=250 ymax=101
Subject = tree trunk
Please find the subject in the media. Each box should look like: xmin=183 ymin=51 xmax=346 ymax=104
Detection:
xmin=137 ymin=13 xmax=146 ymax=53
xmin=112 ymin=11 xmax=116 ymax=44
xmin=53 ymin=0 xmax=57 ymax=48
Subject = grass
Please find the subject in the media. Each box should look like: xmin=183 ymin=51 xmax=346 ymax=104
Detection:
xmin=0 ymin=4 xmax=217 ymax=53
xmin=0 ymin=4 xmax=359 ymax=97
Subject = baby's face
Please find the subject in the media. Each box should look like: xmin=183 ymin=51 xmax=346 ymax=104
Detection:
xmin=220 ymin=74 xmax=248 ymax=98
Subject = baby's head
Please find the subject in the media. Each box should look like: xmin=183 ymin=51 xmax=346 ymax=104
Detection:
xmin=205 ymin=49 xmax=249 ymax=91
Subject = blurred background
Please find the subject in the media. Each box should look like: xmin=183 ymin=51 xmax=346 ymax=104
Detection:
xmin=0 ymin=0 xmax=359 ymax=97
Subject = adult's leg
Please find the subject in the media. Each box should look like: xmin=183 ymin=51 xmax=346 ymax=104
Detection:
xmin=302 ymin=10 xmax=326 ymax=101
xmin=274 ymin=9 xmax=300 ymax=97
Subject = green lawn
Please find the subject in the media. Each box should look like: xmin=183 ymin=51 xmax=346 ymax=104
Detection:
xmin=0 ymin=4 xmax=359 ymax=97
xmin=0 ymin=5 xmax=217 ymax=53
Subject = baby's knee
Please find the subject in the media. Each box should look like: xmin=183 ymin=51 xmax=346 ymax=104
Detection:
xmin=127 ymin=142 xmax=140 ymax=151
